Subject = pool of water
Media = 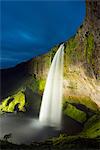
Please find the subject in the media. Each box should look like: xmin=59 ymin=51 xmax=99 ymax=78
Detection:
xmin=0 ymin=113 xmax=83 ymax=144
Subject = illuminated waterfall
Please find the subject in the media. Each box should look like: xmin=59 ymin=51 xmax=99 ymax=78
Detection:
xmin=39 ymin=44 xmax=64 ymax=128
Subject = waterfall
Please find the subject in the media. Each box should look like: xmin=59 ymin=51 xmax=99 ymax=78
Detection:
xmin=39 ymin=44 xmax=64 ymax=128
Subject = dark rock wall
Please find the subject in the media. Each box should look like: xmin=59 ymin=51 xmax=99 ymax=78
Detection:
xmin=85 ymin=0 xmax=100 ymax=78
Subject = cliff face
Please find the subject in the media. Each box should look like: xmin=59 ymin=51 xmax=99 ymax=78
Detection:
xmin=27 ymin=52 xmax=51 ymax=79
xmin=27 ymin=0 xmax=100 ymax=79
xmin=24 ymin=0 xmax=100 ymax=107
xmin=0 ymin=1 xmax=100 ymax=109
xmin=83 ymin=0 xmax=100 ymax=79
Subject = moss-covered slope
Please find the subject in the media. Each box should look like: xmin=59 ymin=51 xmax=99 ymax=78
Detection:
xmin=0 ymin=91 xmax=25 ymax=113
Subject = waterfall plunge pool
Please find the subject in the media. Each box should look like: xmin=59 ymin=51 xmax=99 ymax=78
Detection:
xmin=0 ymin=113 xmax=83 ymax=144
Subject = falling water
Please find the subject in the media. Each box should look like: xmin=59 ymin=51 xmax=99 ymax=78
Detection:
xmin=39 ymin=44 xmax=64 ymax=128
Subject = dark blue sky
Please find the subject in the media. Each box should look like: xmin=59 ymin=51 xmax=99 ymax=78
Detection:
xmin=1 ymin=1 xmax=86 ymax=69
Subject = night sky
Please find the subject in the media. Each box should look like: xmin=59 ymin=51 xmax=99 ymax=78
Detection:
xmin=1 ymin=1 xmax=86 ymax=69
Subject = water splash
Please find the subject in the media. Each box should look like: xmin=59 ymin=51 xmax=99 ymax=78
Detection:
xmin=39 ymin=44 xmax=64 ymax=128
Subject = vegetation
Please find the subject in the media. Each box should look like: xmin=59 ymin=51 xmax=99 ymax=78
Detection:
xmin=25 ymin=77 xmax=46 ymax=93
xmin=25 ymin=77 xmax=39 ymax=93
xmin=63 ymin=30 xmax=94 ymax=67
xmin=81 ymin=114 xmax=100 ymax=138
xmin=38 ymin=79 xmax=46 ymax=92
xmin=84 ymin=33 xmax=94 ymax=64
xmin=1 ymin=134 xmax=100 ymax=150
xmin=50 ymin=113 xmax=100 ymax=149
xmin=51 ymin=45 xmax=59 ymax=62
xmin=65 ymin=37 xmax=77 ymax=56
xmin=0 ymin=91 xmax=25 ymax=113
xmin=64 ymin=36 xmax=82 ymax=64
xmin=64 ymin=96 xmax=98 ymax=111
xmin=63 ymin=103 xmax=86 ymax=123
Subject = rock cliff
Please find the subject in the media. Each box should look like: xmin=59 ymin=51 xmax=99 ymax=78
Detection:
xmin=25 ymin=0 xmax=100 ymax=107
xmin=0 ymin=0 xmax=100 ymax=109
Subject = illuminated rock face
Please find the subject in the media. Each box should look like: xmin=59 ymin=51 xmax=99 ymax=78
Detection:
xmin=28 ymin=1 xmax=99 ymax=79
xmin=39 ymin=44 xmax=64 ymax=128
xmin=0 ymin=1 xmax=100 ymax=109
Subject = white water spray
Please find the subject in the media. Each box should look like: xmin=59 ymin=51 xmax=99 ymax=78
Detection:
xmin=39 ymin=44 xmax=64 ymax=128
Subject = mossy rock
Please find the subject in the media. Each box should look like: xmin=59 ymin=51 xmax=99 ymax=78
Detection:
xmin=81 ymin=114 xmax=100 ymax=138
xmin=63 ymin=103 xmax=86 ymax=123
xmin=51 ymin=45 xmax=59 ymax=62
xmin=0 ymin=91 xmax=25 ymax=113
xmin=38 ymin=79 xmax=46 ymax=92
xmin=84 ymin=33 xmax=94 ymax=64
xmin=64 ymin=96 xmax=98 ymax=111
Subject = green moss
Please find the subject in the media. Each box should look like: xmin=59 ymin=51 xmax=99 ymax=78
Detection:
xmin=84 ymin=33 xmax=94 ymax=64
xmin=23 ymin=76 xmax=46 ymax=93
xmin=64 ymin=32 xmax=94 ymax=65
xmin=51 ymin=134 xmax=78 ymax=146
xmin=51 ymin=115 xmax=100 ymax=147
xmin=25 ymin=77 xmax=46 ymax=93
xmin=65 ymin=37 xmax=77 ymax=53
xmin=0 ymin=91 xmax=25 ymax=112
xmin=63 ymin=103 xmax=86 ymax=123
xmin=51 ymin=45 xmax=58 ymax=62
xmin=38 ymin=79 xmax=46 ymax=92
xmin=18 ymin=75 xmax=43 ymax=94
xmin=64 ymin=96 xmax=98 ymax=111
xmin=65 ymin=37 xmax=79 ymax=62
xmin=0 ymin=97 xmax=10 ymax=112
xmin=81 ymin=115 xmax=100 ymax=138
xmin=26 ymin=77 xmax=40 ymax=93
